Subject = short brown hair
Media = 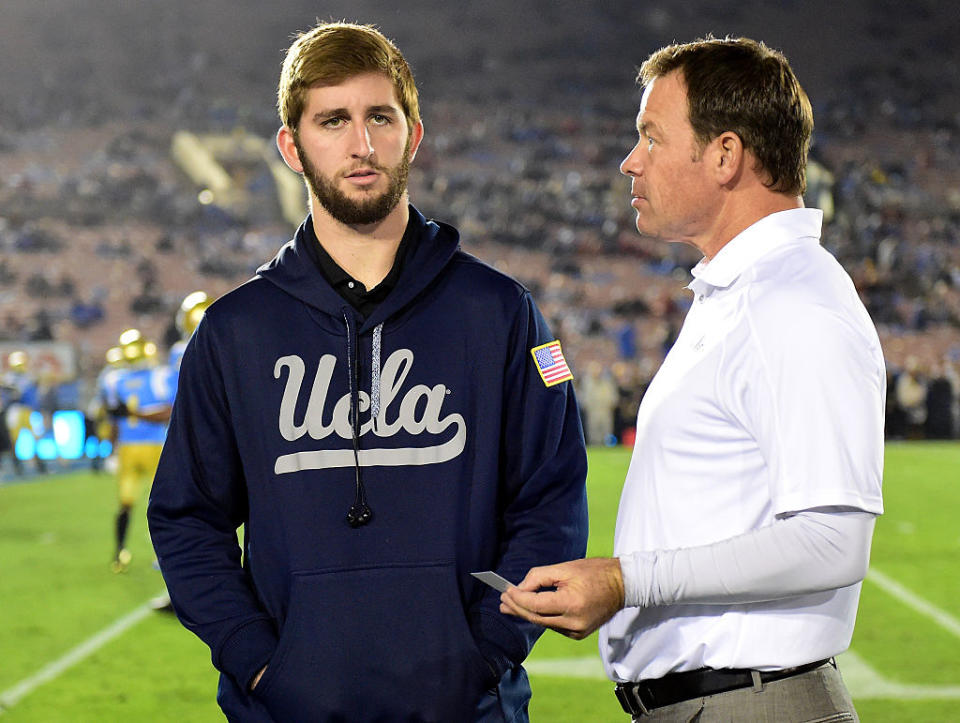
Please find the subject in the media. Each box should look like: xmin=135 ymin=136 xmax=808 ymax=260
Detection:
xmin=639 ymin=36 xmax=813 ymax=196
xmin=278 ymin=22 xmax=420 ymax=131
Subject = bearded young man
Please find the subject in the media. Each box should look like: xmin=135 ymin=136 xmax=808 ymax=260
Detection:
xmin=147 ymin=21 xmax=588 ymax=723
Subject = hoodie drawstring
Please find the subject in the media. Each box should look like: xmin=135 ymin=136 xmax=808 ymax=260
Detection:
xmin=371 ymin=323 xmax=382 ymax=421
xmin=343 ymin=310 xmax=373 ymax=528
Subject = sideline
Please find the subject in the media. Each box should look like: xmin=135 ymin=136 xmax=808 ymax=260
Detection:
xmin=866 ymin=567 xmax=960 ymax=639
xmin=524 ymin=651 xmax=960 ymax=700
xmin=0 ymin=598 xmax=158 ymax=714
xmin=0 ymin=465 xmax=101 ymax=488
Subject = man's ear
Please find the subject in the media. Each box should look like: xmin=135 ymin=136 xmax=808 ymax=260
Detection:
xmin=276 ymin=126 xmax=304 ymax=174
xmin=407 ymin=121 xmax=425 ymax=163
xmin=713 ymin=131 xmax=744 ymax=186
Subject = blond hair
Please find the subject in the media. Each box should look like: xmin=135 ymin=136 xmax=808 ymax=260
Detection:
xmin=278 ymin=22 xmax=420 ymax=131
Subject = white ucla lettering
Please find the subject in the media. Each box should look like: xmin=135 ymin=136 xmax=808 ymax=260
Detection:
xmin=274 ymin=355 xmax=308 ymax=441
xmin=273 ymin=349 xmax=466 ymax=474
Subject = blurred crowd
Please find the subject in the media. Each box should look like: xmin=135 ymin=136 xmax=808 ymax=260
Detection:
xmin=1 ymin=14 xmax=959 ymax=446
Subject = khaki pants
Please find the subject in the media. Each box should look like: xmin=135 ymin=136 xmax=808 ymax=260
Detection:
xmin=631 ymin=662 xmax=858 ymax=723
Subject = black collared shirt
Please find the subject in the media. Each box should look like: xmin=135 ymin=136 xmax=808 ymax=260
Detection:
xmin=303 ymin=217 xmax=416 ymax=319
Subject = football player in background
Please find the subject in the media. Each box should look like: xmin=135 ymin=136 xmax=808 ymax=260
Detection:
xmin=148 ymin=291 xmax=211 ymax=612
xmin=87 ymin=345 xmax=126 ymax=473
xmin=0 ymin=355 xmax=24 ymax=476
xmin=168 ymin=291 xmax=212 ymax=373
xmin=99 ymin=330 xmax=174 ymax=572
xmin=2 ymin=350 xmax=46 ymax=475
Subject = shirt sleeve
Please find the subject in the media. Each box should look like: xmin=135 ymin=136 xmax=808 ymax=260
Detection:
xmin=468 ymin=291 xmax=589 ymax=679
xmin=147 ymin=317 xmax=278 ymax=691
xmin=723 ymin=286 xmax=885 ymax=516
xmin=620 ymin=508 xmax=876 ymax=607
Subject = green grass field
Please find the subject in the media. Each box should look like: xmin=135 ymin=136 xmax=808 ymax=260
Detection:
xmin=1 ymin=442 xmax=959 ymax=721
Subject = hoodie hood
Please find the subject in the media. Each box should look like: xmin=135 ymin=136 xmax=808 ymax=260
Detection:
xmin=256 ymin=205 xmax=461 ymax=334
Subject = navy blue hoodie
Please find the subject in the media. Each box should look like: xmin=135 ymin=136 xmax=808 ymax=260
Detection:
xmin=148 ymin=207 xmax=588 ymax=721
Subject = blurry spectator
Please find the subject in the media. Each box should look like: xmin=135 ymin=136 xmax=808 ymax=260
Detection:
xmin=895 ymin=356 xmax=927 ymax=438
xmin=611 ymin=361 xmax=646 ymax=444
xmin=925 ymin=364 xmax=957 ymax=439
xmin=948 ymin=362 xmax=960 ymax=439
xmin=615 ymin=323 xmax=636 ymax=360
xmin=130 ymin=287 xmax=166 ymax=315
xmin=26 ymin=310 xmax=54 ymax=341
xmin=1 ymin=313 xmax=26 ymax=341
xmin=70 ymin=298 xmax=106 ymax=328
xmin=885 ymin=368 xmax=908 ymax=439
xmin=580 ymin=362 xmax=619 ymax=446
xmin=0 ymin=260 xmax=17 ymax=285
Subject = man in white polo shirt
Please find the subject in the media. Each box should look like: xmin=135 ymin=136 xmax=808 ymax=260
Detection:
xmin=501 ymin=36 xmax=884 ymax=721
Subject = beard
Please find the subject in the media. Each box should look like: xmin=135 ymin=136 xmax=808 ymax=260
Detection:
xmin=295 ymin=134 xmax=412 ymax=226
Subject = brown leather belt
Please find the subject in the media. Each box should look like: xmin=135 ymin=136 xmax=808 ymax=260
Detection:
xmin=614 ymin=658 xmax=832 ymax=716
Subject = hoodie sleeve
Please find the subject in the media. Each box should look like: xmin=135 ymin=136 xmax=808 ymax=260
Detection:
xmin=470 ymin=291 xmax=589 ymax=678
xmin=147 ymin=317 xmax=277 ymax=691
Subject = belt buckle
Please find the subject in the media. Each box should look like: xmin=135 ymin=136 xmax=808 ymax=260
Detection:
xmin=615 ymin=683 xmax=651 ymax=716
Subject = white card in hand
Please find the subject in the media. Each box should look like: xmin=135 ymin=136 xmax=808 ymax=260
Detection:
xmin=470 ymin=571 xmax=515 ymax=593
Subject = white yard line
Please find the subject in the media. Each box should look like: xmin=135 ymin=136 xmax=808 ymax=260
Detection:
xmin=838 ymin=650 xmax=960 ymax=700
xmin=866 ymin=567 xmax=960 ymax=639
xmin=525 ymin=656 xmax=608 ymax=679
xmin=0 ymin=600 xmax=155 ymax=714
xmin=525 ymin=653 xmax=960 ymax=700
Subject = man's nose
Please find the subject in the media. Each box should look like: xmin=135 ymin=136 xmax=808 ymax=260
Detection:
xmin=350 ymin=123 xmax=374 ymax=159
xmin=620 ymin=141 xmax=643 ymax=177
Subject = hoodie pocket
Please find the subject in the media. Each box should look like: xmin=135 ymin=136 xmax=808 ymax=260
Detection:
xmin=252 ymin=561 xmax=496 ymax=722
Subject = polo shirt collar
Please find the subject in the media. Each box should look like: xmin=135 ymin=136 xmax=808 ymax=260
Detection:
xmin=689 ymin=208 xmax=823 ymax=293
xmin=301 ymin=213 xmax=417 ymax=319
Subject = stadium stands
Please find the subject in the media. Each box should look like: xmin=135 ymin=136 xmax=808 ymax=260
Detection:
xmin=0 ymin=1 xmax=957 ymax=443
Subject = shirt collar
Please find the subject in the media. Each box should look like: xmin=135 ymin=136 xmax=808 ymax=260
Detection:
xmin=308 ymin=227 xmax=352 ymax=287
xmin=689 ymin=208 xmax=823 ymax=293
xmin=303 ymin=214 xmax=416 ymax=293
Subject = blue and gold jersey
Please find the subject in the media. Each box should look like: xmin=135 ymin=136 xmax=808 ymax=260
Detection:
xmin=99 ymin=365 xmax=174 ymax=444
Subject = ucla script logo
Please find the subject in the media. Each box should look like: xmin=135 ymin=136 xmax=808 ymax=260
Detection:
xmin=272 ymin=348 xmax=466 ymax=474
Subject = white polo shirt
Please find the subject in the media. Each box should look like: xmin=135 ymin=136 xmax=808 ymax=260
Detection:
xmin=600 ymin=208 xmax=885 ymax=682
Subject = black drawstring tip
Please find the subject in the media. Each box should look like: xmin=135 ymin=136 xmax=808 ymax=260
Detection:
xmin=342 ymin=310 xmax=374 ymax=530
xmin=346 ymin=503 xmax=373 ymax=528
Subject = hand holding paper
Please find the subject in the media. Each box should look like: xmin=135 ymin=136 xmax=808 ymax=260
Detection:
xmin=498 ymin=558 xmax=625 ymax=640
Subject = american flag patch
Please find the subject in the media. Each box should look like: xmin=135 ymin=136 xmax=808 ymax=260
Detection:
xmin=531 ymin=341 xmax=574 ymax=387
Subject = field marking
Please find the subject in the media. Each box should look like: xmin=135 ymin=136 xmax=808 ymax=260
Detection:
xmin=525 ymin=652 xmax=960 ymax=700
xmin=526 ymin=656 xmax=608 ymax=679
xmin=0 ymin=599 xmax=156 ymax=714
xmin=839 ymin=650 xmax=960 ymax=700
xmin=866 ymin=567 xmax=960 ymax=639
